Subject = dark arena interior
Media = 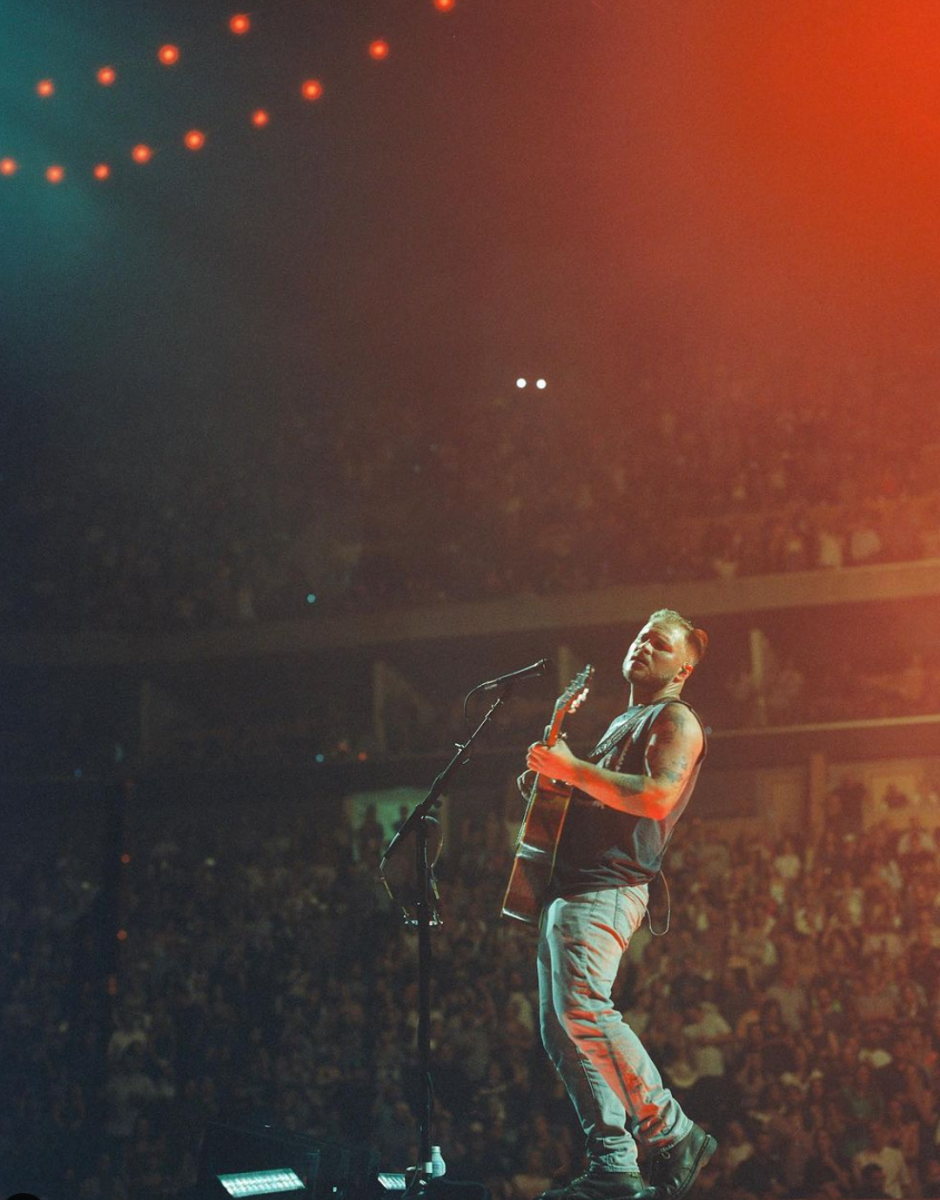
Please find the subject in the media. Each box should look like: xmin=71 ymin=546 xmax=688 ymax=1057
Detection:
xmin=3 ymin=2 xmax=940 ymax=1198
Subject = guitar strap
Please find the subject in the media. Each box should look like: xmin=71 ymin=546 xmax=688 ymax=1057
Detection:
xmin=587 ymin=711 xmax=645 ymax=763
xmin=591 ymin=698 xmax=701 ymax=766
xmin=588 ymin=702 xmax=670 ymax=766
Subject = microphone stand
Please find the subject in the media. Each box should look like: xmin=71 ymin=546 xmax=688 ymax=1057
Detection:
xmin=380 ymin=681 xmax=516 ymax=1194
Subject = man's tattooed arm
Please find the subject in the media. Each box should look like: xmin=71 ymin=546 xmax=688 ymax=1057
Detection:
xmin=525 ymin=703 xmax=704 ymax=819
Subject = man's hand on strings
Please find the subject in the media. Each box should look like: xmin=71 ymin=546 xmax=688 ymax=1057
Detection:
xmin=526 ymin=737 xmax=578 ymax=784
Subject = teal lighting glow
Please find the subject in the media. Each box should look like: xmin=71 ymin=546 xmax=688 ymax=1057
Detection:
xmin=216 ymin=1168 xmax=305 ymax=1197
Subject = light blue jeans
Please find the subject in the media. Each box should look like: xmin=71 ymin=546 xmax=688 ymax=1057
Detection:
xmin=538 ymin=886 xmax=693 ymax=1173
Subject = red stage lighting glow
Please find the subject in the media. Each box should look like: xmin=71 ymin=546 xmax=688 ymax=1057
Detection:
xmin=132 ymin=144 xmax=153 ymax=164
xmin=94 ymin=163 xmax=111 ymax=180
xmin=184 ymin=129 xmax=206 ymax=151
xmin=368 ymin=39 xmax=390 ymax=60
xmin=0 ymin=158 xmax=18 ymax=176
xmin=97 ymin=66 xmax=117 ymax=86
xmin=251 ymin=108 xmax=270 ymax=127
xmin=37 ymin=79 xmax=55 ymax=97
xmin=301 ymin=79 xmax=324 ymax=101
xmin=158 ymin=44 xmax=180 ymax=66
xmin=46 ymin=165 xmax=65 ymax=183
xmin=230 ymin=13 xmax=251 ymax=35
xmin=434 ymin=0 xmax=456 ymax=10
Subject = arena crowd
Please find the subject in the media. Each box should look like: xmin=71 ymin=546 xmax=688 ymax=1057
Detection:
xmin=4 ymin=351 xmax=940 ymax=635
xmin=3 ymin=785 xmax=940 ymax=1199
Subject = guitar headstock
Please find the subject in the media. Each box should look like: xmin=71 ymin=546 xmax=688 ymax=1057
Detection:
xmin=547 ymin=664 xmax=594 ymax=743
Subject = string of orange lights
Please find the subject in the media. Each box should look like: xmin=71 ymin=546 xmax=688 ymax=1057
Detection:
xmin=1 ymin=1 xmax=456 ymax=185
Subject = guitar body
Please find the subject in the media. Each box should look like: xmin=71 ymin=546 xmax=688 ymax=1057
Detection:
xmin=501 ymin=664 xmax=593 ymax=926
xmin=501 ymin=774 xmax=573 ymax=925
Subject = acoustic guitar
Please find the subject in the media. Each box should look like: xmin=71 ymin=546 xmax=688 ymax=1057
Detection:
xmin=501 ymin=665 xmax=594 ymax=925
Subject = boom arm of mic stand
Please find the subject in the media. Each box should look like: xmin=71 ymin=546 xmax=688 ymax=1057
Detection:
xmin=382 ymin=683 xmax=513 ymax=862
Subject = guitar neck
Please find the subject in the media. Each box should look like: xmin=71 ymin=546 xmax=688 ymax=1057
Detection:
xmin=544 ymin=712 xmax=565 ymax=747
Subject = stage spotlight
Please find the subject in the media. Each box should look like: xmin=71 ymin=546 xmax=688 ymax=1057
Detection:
xmin=251 ymin=108 xmax=270 ymax=127
xmin=46 ymin=164 xmax=65 ymax=183
xmin=217 ymin=1168 xmax=304 ymax=1196
xmin=516 ymin=378 xmax=527 ymax=389
xmin=434 ymin=0 xmax=456 ymax=9
xmin=132 ymin=144 xmax=153 ymax=163
xmin=0 ymin=158 xmax=18 ymax=176
xmin=37 ymin=79 xmax=55 ymax=97
xmin=97 ymin=66 xmax=117 ymax=86
xmin=93 ymin=163 xmax=111 ymax=180
xmin=158 ymin=44 xmax=180 ymax=66
xmin=536 ymin=379 xmax=547 ymax=389
xmin=196 ymin=1120 xmax=394 ymax=1200
xmin=185 ymin=129 xmax=206 ymax=150
xmin=301 ymin=79 xmax=323 ymax=101
xmin=230 ymin=14 xmax=251 ymax=35
xmin=368 ymin=39 xmax=390 ymax=60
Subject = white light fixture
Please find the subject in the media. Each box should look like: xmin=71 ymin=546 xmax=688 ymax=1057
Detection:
xmin=217 ymin=1168 xmax=305 ymax=1197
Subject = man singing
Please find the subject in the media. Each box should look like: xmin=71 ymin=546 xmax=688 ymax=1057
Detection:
xmin=525 ymin=610 xmax=715 ymax=1200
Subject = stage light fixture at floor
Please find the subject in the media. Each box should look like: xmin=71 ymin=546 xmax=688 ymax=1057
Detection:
xmin=195 ymin=1123 xmax=491 ymax=1200
xmin=217 ymin=1168 xmax=305 ymax=1196
xmin=196 ymin=1121 xmax=371 ymax=1200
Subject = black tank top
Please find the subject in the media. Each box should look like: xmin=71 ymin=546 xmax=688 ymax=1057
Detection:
xmin=549 ymin=699 xmax=706 ymax=895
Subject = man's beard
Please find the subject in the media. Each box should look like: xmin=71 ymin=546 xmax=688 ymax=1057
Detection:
xmin=627 ymin=661 xmax=673 ymax=692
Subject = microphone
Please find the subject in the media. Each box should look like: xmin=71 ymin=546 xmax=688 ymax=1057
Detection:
xmin=478 ymin=658 xmax=553 ymax=691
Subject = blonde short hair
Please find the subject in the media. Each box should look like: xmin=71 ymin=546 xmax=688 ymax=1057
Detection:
xmin=648 ymin=608 xmax=709 ymax=665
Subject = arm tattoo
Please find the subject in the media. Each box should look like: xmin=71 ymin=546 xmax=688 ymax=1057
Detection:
xmin=645 ymin=705 xmax=700 ymax=793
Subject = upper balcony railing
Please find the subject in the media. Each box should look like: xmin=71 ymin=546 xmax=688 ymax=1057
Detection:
xmin=3 ymin=555 xmax=940 ymax=666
